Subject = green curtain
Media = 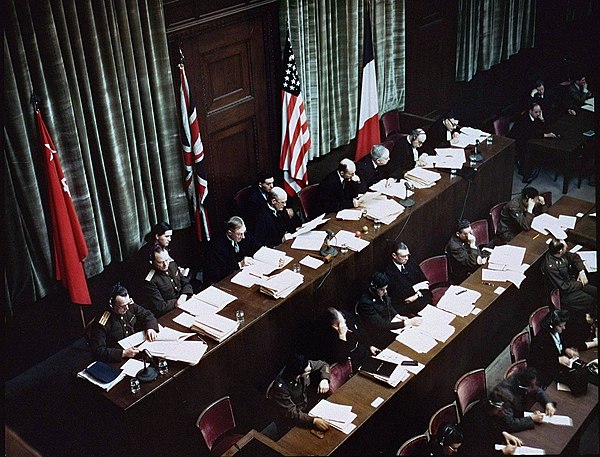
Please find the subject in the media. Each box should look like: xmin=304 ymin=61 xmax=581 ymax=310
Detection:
xmin=280 ymin=0 xmax=406 ymax=161
xmin=456 ymin=0 xmax=536 ymax=82
xmin=4 ymin=0 xmax=189 ymax=314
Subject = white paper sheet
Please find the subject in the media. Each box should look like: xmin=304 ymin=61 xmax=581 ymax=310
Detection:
xmin=488 ymin=245 xmax=526 ymax=271
xmin=369 ymin=179 xmax=414 ymax=199
xmin=577 ymin=250 xmax=597 ymax=272
xmin=418 ymin=304 xmax=455 ymax=325
xmin=291 ymin=230 xmax=327 ymax=251
xmin=394 ymin=327 xmax=438 ymax=353
xmin=299 ymin=255 xmax=324 ymax=269
xmin=482 ymin=269 xmax=526 ymax=288
xmin=290 ymin=214 xmax=329 ymax=237
xmin=558 ymin=215 xmax=577 ymax=229
xmin=376 ymin=348 xmax=424 ymax=375
xmin=336 ymin=209 xmax=363 ymax=220
xmin=120 ymin=358 xmax=145 ymax=377
xmin=330 ymin=230 xmax=370 ymax=252
xmin=495 ymin=444 xmax=545 ymax=455
xmin=525 ymin=412 xmax=573 ymax=426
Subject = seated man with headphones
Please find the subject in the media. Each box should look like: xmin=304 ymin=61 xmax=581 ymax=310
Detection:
xmin=391 ymin=128 xmax=429 ymax=175
xmin=88 ymin=283 xmax=158 ymax=363
xmin=428 ymin=422 xmax=522 ymax=456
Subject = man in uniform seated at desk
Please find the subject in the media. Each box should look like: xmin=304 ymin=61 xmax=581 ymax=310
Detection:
xmin=356 ymin=272 xmax=422 ymax=348
xmin=488 ymin=367 xmax=556 ymax=433
xmin=270 ymin=353 xmax=331 ymax=435
xmin=252 ymin=186 xmax=300 ymax=247
xmin=203 ymin=216 xmax=262 ymax=285
xmin=88 ymin=283 xmax=158 ymax=363
xmin=385 ymin=241 xmax=432 ymax=316
xmin=355 ymin=143 xmax=394 ymax=194
xmin=144 ymin=245 xmax=193 ymax=317
xmin=318 ymin=158 xmax=361 ymax=214
xmin=446 ymin=219 xmax=488 ymax=284
xmin=497 ymin=187 xmax=548 ymax=243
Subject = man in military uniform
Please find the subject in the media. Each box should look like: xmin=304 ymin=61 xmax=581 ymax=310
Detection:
xmin=270 ymin=354 xmax=331 ymax=435
xmin=88 ymin=284 xmax=158 ymax=363
xmin=497 ymin=187 xmax=548 ymax=242
xmin=144 ymin=245 xmax=193 ymax=317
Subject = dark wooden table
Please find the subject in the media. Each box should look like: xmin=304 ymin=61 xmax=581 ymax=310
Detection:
xmin=276 ymin=196 xmax=595 ymax=456
xmin=91 ymin=136 xmax=516 ymax=456
xmin=221 ymin=429 xmax=295 ymax=456
xmin=528 ymin=109 xmax=594 ymax=194
xmin=567 ymin=203 xmax=596 ymax=249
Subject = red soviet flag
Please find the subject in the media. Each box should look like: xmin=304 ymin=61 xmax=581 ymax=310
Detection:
xmin=36 ymin=110 xmax=91 ymax=305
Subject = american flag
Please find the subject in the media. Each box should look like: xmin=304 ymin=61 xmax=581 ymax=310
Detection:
xmin=180 ymin=63 xmax=210 ymax=241
xmin=279 ymin=30 xmax=311 ymax=196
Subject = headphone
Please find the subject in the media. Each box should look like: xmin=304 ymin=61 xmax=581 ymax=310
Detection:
xmin=409 ymin=128 xmax=426 ymax=142
xmin=109 ymin=282 xmax=122 ymax=309
xmin=438 ymin=423 xmax=454 ymax=447
xmin=549 ymin=310 xmax=561 ymax=328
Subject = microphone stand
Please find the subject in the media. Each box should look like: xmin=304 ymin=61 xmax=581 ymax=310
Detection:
xmin=320 ymin=231 xmax=338 ymax=257
xmin=136 ymin=349 xmax=158 ymax=383
xmin=398 ymin=182 xmax=415 ymax=208
xmin=469 ymin=139 xmax=483 ymax=162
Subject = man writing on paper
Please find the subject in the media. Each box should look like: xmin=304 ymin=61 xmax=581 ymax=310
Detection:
xmin=203 ymin=216 xmax=262 ymax=285
xmin=252 ymin=186 xmax=300 ymax=247
xmin=393 ymin=128 xmax=429 ymax=175
xmin=355 ymin=144 xmax=395 ymax=194
xmin=318 ymin=158 xmax=362 ymax=214
xmin=89 ymin=283 xmax=158 ymax=363
xmin=497 ymin=187 xmax=548 ymax=242
xmin=271 ymin=354 xmax=331 ymax=435
xmin=144 ymin=245 xmax=194 ymax=317
xmin=385 ymin=241 xmax=432 ymax=316
xmin=446 ymin=219 xmax=488 ymax=284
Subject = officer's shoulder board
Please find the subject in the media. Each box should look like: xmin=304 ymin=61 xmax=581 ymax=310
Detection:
xmin=98 ymin=311 xmax=111 ymax=326
xmin=145 ymin=269 xmax=156 ymax=281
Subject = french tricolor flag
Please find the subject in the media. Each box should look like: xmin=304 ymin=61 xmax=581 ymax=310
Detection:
xmin=354 ymin=6 xmax=380 ymax=161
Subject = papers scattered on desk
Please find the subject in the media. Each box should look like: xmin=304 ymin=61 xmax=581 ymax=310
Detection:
xmin=359 ymin=355 xmax=409 ymax=387
xmin=78 ymin=362 xmax=126 ymax=391
xmin=581 ymin=97 xmax=594 ymax=112
xmin=291 ymin=230 xmax=327 ymax=251
xmin=578 ymin=250 xmax=597 ymax=273
xmin=495 ymin=444 xmax=545 ymax=455
xmin=120 ymin=358 xmax=144 ymax=377
xmin=336 ymin=209 xmax=363 ymax=220
xmin=488 ymin=245 xmax=526 ymax=271
xmin=257 ymin=269 xmax=304 ymax=299
xmin=137 ymin=325 xmax=208 ymax=365
xmin=231 ymin=269 xmax=261 ymax=288
xmin=422 ymin=148 xmax=466 ymax=169
xmin=330 ymin=230 xmax=370 ymax=252
xmin=394 ymin=326 xmax=438 ymax=353
xmin=252 ymin=246 xmax=294 ymax=270
xmin=416 ymin=304 xmax=456 ymax=342
xmin=558 ymin=215 xmax=577 ymax=229
xmin=524 ymin=412 xmax=573 ymax=426
xmin=404 ymin=167 xmax=442 ymax=188
xmin=309 ymin=400 xmax=357 ymax=434
xmin=482 ymin=269 xmax=526 ymax=288
xmin=436 ymin=286 xmax=481 ymax=317
xmin=290 ymin=213 xmax=329 ymax=238
xmin=299 ymin=255 xmax=324 ymax=269
xmin=531 ymin=213 xmax=568 ymax=239
xmin=118 ymin=330 xmax=147 ymax=349
xmin=369 ymin=179 xmax=414 ymax=199
xmin=453 ymin=127 xmax=491 ymax=148
xmin=376 ymin=348 xmax=424 ymax=375
xmin=179 ymin=286 xmax=237 ymax=316
xmin=190 ymin=312 xmax=239 ymax=343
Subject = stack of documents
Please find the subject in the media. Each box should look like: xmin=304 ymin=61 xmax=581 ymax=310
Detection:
xmin=365 ymin=197 xmax=405 ymax=224
xmin=404 ymin=167 xmax=442 ymax=188
xmin=436 ymin=286 xmax=481 ymax=317
xmin=257 ymin=269 xmax=304 ymax=299
xmin=482 ymin=245 xmax=528 ymax=288
xmin=249 ymin=246 xmax=294 ymax=273
xmin=330 ymin=230 xmax=370 ymax=252
xmin=524 ymin=412 xmax=573 ymax=426
xmin=494 ymin=444 xmax=545 ymax=455
xmin=291 ymin=230 xmax=327 ymax=251
xmin=359 ymin=355 xmax=410 ymax=388
xmin=179 ymin=286 xmax=237 ymax=316
xmin=531 ymin=213 xmax=569 ymax=239
xmin=369 ymin=179 xmax=414 ymax=199
xmin=190 ymin=312 xmax=239 ymax=343
xmin=423 ymin=148 xmax=466 ymax=169
xmin=581 ymin=97 xmax=594 ymax=112
xmin=394 ymin=326 xmax=438 ymax=353
xmin=135 ymin=325 xmax=207 ymax=365
xmin=289 ymin=213 xmax=329 ymax=238
xmin=415 ymin=304 xmax=456 ymax=342
xmin=309 ymin=400 xmax=357 ymax=434
xmin=77 ymin=362 xmax=126 ymax=391
xmin=453 ymin=127 xmax=491 ymax=148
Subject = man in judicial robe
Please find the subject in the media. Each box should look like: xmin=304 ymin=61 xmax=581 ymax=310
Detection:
xmin=252 ymin=186 xmax=300 ymax=247
xmin=355 ymin=143 xmax=394 ymax=194
xmin=318 ymin=158 xmax=362 ymax=214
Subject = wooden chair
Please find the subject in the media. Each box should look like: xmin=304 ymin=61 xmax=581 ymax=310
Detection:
xmin=454 ymin=368 xmax=487 ymax=419
xmin=509 ymin=330 xmax=530 ymax=363
xmin=297 ymin=183 xmax=321 ymax=221
xmin=196 ymin=396 xmax=243 ymax=456
xmin=233 ymin=184 xmax=257 ymax=227
xmin=503 ymin=360 xmax=527 ymax=379
xmin=328 ymin=358 xmax=353 ymax=394
xmin=489 ymin=201 xmax=508 ymax=239
xmin=529 ymin=306 xmax=549 ymax=339
xmin=471 ymin=218 xmax=490 ymax=246
xmin=540 ymin=191 xmax=553 ymax=208
xmin=493 ymin=116 xmax=511 ymax=136
xmin=396 ymin=433 xmax=429 ymax=455
xmin=549 ymin=288 xmax=561 ymax=311
xmin=381 ymin=110 xmax=400 ymax=138
xmin=427 ymin=402 xmax=459 ymax=440
xmin=419 ymin=255 xmax=449 ymax=305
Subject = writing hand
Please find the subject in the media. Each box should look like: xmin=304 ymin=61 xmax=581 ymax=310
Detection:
xmin=545 ymin=403 xmax=555 ymax=416
xmin=404 ymin=293 xmax=419 ymax=303
xmin=123 ymin=347 xmax=139 ymax=358
xmin=313 ymin=417 xmax=330 ymax=431
xmin=531 ymin=411 xmax=544 ymax=423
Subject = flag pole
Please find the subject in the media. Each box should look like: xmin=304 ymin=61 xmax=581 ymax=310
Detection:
xmin=79 ymin=305 xmax=87 ymax=329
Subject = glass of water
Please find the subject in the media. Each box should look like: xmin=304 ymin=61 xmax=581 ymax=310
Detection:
xmin=130 ymin=377 xmax=141 ymax=394
xmin=373 ymin=220 xmax=381 ymax=230
xmin=158 ymin=359 xmax=168 ymax=375
xmin=340 ymin=243 xmax=349 ymax=254
xmin=235 ymin=309 xmax=245 ymax=323
xmin=292 ymin=263 xmax=301 ymax=273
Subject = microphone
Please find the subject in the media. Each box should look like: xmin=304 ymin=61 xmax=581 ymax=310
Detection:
xmin=398 ymin=181 xmax=415 ymax=208
xmin=320 ymin=229 xmax=338 ymax=258
xmin=469 ymin=139 xmax=483 ymax=162
xmin=136 ymin=349 xmax=158 ymax=383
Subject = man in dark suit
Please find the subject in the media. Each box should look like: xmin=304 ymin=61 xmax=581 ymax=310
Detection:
xmin=567 ymin=73 xmax=592 ymax=109
xmin=242 ymin=171 xmax=274 ymax=228
xmin=446 ymin=219 xmax=488 ymax=284
xmin=390 ymin=128 xmax=428 ymax=177
xmin=318 ymin=158 xmax=361 ymax=214
xmin=355 ymin=143 xmax=394 ymax=193
xmin=202 ymin=216 xmax=262 ymax=285
xmin=508 ymin=102 xmax=557 ymax=183
xmin=425 ymin=113 xmax=460 ymax=150
xmin=252 ymin=186 xmax=300 ymax=247
xmin=384 ymin=241 xmax=432 ymax=316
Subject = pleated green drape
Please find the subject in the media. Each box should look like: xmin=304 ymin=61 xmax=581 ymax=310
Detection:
xmin=281 ymin=0 xmax=406 ymax=160
xmin=456 ymin=0 xmax=536 ymax=82
xmin=4 ymin=0 xmax=189 ymax=314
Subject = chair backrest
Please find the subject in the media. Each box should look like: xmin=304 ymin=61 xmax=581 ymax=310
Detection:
xmin=419 ymin=255 xmax=449 ymax=288
xmin=540 ymin=191 xmax=553 ymax=208
xmin=509 ymin=330 xmax=530 ymax=363
xmin=381 ymin=110 xmax=400 ymax=138
xmin=196 ymin=396 xmax=236 ymax=451
xmin=428 ymin=402 xmax=459 ymax=440
xmin=328 ymin=358 xmax=353 ymax=394
xmin=489 ymin=201 xmax=508 ymax=235
xmin=471 ymin=219 xmax=490 ymax=246
xmin=454 ymin=368 xmax=487 ymax=419
xmin=549 ymin=288 xmax=561 ymax=311
xmin=233 ymin=185 xmax=253 ymax=211
xmin=396 ymin=434 xmax=429 ymax=456
xmin=265 ymin=379 xmax=275 ymax=400
xmin=493 ymin=116 xmax=511 ymax=136
xmin=529 ymin=306 xmax=550 ymax=339
xmin=297 ymin=183 xmax=321 ymax=221
xmin=503 ymin=360 xmax=527 ymax=379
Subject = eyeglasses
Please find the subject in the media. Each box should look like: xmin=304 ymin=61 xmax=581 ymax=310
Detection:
xmin=114 ymin=299 xmax=134 ymax=310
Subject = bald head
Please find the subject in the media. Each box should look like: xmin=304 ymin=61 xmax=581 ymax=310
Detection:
xmin=268 ymin=186 xmax=288 ymax=211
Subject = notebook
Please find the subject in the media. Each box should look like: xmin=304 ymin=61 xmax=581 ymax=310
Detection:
xmin=358 ymin=356 xmax=397 ymax=379
xmin=85 ymin=361 xmax=122 ymax=384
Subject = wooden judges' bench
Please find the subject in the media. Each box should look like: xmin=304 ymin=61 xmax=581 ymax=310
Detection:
xmin=87 ymin=136 xmax=516 ymax=456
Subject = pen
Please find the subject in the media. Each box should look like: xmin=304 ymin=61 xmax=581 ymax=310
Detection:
xmin=483 ymin=282 xmax=494 ymax=286
xmin=532 ymin=234 xmax=540 ymax=240
xmin=455 ymin=289 xmax=467 ymax=295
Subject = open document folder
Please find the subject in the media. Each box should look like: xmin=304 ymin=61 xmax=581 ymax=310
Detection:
xmin=179 ymin=286 xmax=237 ymax=316
xmin=369 ymin=179 xmax=414 ymax=199
xmin=404 ymin=167 xmax=442 ymax=188
xmin=309 ymin=399 xmax=357 ymax=434
xmin=257 ymin=269 xmax=304 ymax=299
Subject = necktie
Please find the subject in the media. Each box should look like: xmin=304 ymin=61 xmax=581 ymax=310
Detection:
xmin=233 ymin=241 xmax=239 ymax=254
